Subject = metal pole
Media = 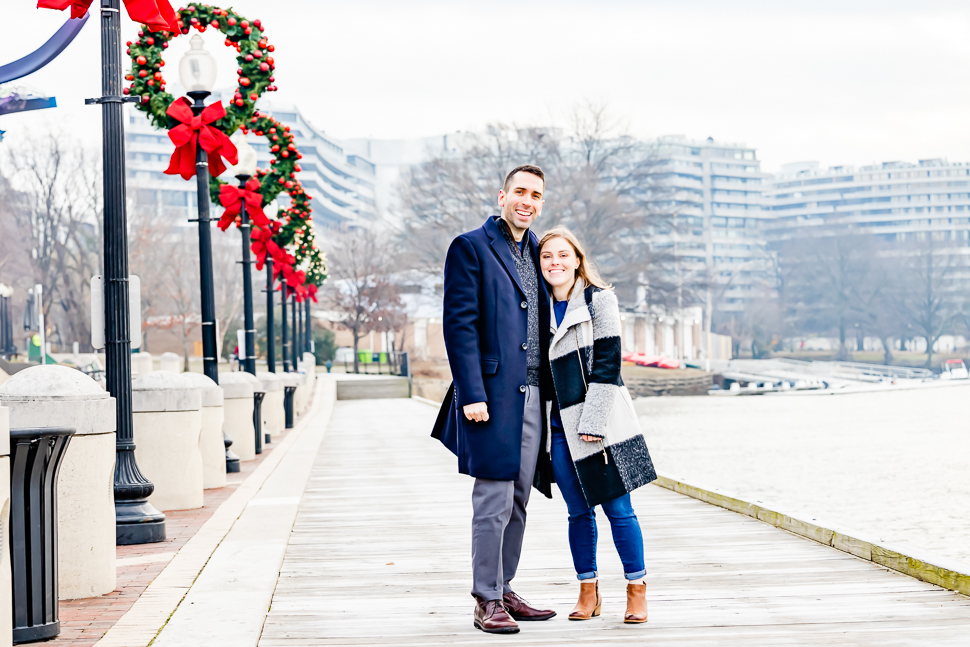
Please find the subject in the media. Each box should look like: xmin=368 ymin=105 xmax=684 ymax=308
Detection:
xmin=236 ymin=176 xmax=257 ymax=375
xmin=304 ymin=298 xmax=311 ymax=357
xmin=36 ymin=284 xmax=45 ymax=363
xmin=281 ymin=283 xmax=289 ymax=372
xmin=296 ymin=293 xmax=303 ymax=362
xmin=265 ymin=257 xmax=275 ymax=373
xmin=98 ymin=0 xmax=164 ymax=545
xmin=187 ymin=90 xmax=219 ymax=384
xmin=291 ymin=290 xmax=298 ymax=371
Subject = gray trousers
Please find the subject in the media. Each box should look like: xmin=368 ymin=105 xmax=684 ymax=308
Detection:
xmin=471 ymin=385 xmax=541 ymax=600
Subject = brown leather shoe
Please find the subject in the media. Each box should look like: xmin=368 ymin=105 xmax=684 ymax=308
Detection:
xmin=502 ymin=591 xmax=556 ymax=621
xmin=473 ymin=597 xmax=520 ymax=634
xmin=568 ymin=580 xmax=601 ymax=620
xmin=624 ymin=582 xmax=648 ymax=623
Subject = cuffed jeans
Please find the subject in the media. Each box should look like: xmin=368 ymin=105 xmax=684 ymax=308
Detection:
xmin=550 ymin=430 xmax=646 ymax=580
xmin=470 ymin=385 xmax=541 ymax=600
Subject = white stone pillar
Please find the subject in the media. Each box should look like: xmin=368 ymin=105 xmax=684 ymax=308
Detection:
xmin=256 ymin=372 xmax=284 ymax=439
xmin=131 ymin=351 xmax=153 ymax=378
xmin=159 ymin=352 xmax=181 ymax=373
xmin=218 ymin=372 xmax=262 ymax=462
xmin=179 ymin=372 xmax=226 ymax=489
xmin=132 ymin=372 xmax=204 ymax=511
xmin=0 ymin=405 xmax=11 ymax=646
xmin=0 ymin=365 xmax=116 ymax=600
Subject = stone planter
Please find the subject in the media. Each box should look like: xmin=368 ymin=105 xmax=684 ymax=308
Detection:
xmin=179 ymin=372 xmax=226 ymax=489
xmin=219 ymin=372 xmax=263 ymax=462
xmin=0 ymin=405 xmax=12 ymax=643
xmin=0 ymin=365 xmax=116 ymax=600
xmin=159 ymin=352 xmax=181 ymax=373
xmin=132 ymin=371 xmax=203 ymax=511
xmin=256 ymin=372 xmax=284 ymax=440
xmin=131 ymin=351 xmax=153 ymax=378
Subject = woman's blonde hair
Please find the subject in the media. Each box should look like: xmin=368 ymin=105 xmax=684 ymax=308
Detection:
xmin=538 ymin=225 xmax=613 ymax=293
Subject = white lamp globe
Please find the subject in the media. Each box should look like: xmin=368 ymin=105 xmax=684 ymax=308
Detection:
xmin=178 ymin=34 xmax=218 ymax=93
xmin=228 ymin=134 xmax=258 ymax=178
xmin=264 ymin=199 xmax=281 ymax=219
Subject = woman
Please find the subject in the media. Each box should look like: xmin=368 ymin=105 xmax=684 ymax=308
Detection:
xmin=538 ymin=225 xmax=657 ymax=624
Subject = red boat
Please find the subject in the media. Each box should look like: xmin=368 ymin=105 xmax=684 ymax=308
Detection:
xmin=622 ymin=352 xmax=681 ymax=369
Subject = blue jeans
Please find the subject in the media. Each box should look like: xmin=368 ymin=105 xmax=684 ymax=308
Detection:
xmin=550 ymin=430 xmax=646 ymax=580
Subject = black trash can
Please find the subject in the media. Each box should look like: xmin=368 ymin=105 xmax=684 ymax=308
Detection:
xmin=10 ymin=426 xmax=75 ymax=644
xmin=253 ymin=391 xmax=265 ymax=455
xmin=283 ymin=385 xmax=297 ymax=429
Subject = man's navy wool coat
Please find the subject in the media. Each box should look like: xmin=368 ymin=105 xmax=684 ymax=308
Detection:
xmin=432 ymin=215 xmax=554 ymax=495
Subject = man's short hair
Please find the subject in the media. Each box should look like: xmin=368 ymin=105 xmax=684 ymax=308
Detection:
xmin=503 ymin=165 xmax=544 ymax=192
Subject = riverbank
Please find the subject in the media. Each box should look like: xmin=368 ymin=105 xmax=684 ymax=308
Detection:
xmin=635 ymin=382 xmax=970 ymax=563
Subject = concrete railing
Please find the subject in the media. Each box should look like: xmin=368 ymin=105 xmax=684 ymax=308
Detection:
xmin=132 ymin=372 xmax=203 ymax=511
xmin=179 ymin=372 xmax=226 ymax=490
xmin=0 ymin=365 xmax=116 ymax=599
xmin=219 ymin=372 xmax=263 ymax=462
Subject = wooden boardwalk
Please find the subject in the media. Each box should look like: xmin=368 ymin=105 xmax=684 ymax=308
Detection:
xmin=259 ymin=398 xmax=970 ymax=646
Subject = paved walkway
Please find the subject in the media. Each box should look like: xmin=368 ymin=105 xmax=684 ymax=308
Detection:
xmin=256 ymin=398 xmax=970 ymax=646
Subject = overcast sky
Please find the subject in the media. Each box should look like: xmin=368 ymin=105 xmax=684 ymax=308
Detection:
xmin=3 ymin=0 xmax=970 ymax=171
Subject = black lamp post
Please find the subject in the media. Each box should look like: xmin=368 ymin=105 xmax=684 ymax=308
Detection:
xmin=265 ymin=257 xmax=276 ymax=372
xmin=291 ymin=289 xmax=298 ymax=370
xmin=229 ymin=137 xmax=259 ymax=376
xmin=304 ymin=298 xmax=311 ymax=357
xmin=92 ymin=0 xmax=164 ymax=544
xmin=179 ymin=35 xmax=220 ymax=384
xmin=281 ymin=283 xmax=289 ymax=372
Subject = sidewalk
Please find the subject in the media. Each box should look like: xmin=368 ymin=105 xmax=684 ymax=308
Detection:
xmin=78 ymin=386 xmax=970 ymax=646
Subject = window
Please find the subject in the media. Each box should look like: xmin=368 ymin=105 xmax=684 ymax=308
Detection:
xmin=711 ymin=217 xmax=727 ymax=227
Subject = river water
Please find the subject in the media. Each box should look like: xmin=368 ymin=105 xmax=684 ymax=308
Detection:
xmin=634 ymin=382 xmax=970 ymax=564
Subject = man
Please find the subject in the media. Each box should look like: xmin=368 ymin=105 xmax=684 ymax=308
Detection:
xmin=432 ymin=165 xmax=556 ymax=634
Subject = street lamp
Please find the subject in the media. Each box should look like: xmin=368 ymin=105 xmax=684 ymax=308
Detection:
xmin=0 ymin=284 xmax=13 ymax=357
xmin=178 ymin=35 xmax=220 ymax=385
xmin=263 ymin=200 xmax=279 ymax=373
xmin=227 ymin=135 xmax=258 ymax=376
xmin=94 ymin=0 xmax=164 ymax=544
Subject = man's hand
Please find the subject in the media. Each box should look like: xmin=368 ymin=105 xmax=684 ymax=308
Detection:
xmin=580 ymin=435 xmax=600 ymax=442
xmin=463 ymin=402 xmax=489 ymax=422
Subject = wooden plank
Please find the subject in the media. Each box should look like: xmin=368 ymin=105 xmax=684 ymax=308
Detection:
xmin=258 ymin=399 xmax=970 ymax=646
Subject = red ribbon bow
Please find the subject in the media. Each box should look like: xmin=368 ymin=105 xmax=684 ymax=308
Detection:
xmin=250 ymin=223 xmax=282 ymax=271
xmin=164 ymin=98 xmax=238 ymax=181
xmin=217 ymin=178 xmax=268 ymax=232
xmin=306 ymin=283 xmax=319 ymax=303
xmin=38 ymin=0 xmax=180 ymax=31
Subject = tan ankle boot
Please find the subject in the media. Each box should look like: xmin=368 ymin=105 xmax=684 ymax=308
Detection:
xmin=624 ymin=581 xmax=648 ymax=623
xmin=568 ymin=580 xmax=601 ymax=620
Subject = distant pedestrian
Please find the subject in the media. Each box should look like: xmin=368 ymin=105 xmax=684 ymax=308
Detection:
xmin=432 ymin=165 xmax=556 ymax=634
xmin=325 ymin=359 xmax=332 ymax=373
xmin=538 ymin=225 xmax=657 ymax=624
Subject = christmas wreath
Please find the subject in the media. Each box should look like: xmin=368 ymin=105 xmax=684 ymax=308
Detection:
xmin=124 ymin=4 xmax=326 ymax=300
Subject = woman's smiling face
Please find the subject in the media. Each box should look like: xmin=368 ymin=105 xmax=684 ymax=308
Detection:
xmin=540 ymin=236 xmax=580 ymax=293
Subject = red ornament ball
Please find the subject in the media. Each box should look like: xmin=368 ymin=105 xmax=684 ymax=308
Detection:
xmin=137 ymin=55 xmax=147 ymax=65
xmin=241 ymin=20 xmax=249 ymax=28
xmin=227 ymin=16 xmax=236 ymax=25
xmin=240 ymin=78 xmax=251 ymax=86
xmin=138 ymin=70 xmax=148 ymax=77
xmin=146 ymin=37 xmax=155 ymax=45
xmin=260 ymin=63 xmax=269 ymax=72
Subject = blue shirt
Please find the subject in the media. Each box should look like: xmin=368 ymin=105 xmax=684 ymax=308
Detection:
xmin=550 ymin=299 xmax=569 ymax=431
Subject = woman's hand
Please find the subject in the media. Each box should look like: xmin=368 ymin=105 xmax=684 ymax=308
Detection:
xmin=580 ymin=435 xmax=600 ymax=442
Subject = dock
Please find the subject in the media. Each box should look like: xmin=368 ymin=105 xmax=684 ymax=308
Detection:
xmin=106 ymin=379 xmax=970 ymax=646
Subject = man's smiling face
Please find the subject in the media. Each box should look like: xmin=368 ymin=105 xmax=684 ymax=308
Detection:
xmin=498 ymin=171 xmax=544 ymax=240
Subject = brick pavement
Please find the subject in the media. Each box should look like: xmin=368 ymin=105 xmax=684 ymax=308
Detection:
xmin=50 ymin=430 xmax=292 ymax=647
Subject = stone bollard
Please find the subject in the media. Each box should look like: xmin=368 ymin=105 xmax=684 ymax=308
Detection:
xmin=159 ymin=352 xmax=181 ymax=373
xmin=0 ymin=365 xmax=116 ymax=599
xmin=132 ymin=372 xmax=203 ymax=511
xmin=256 ymin=372 xmax=284 ymax=441
xmin=0 ymin=404 xmax=11 ymax=645
xmin=179 ymin=372 xmax=226 ymax=489
xmin=219 ymin=372 xmax=263 ymax=462
xmin=131 ymin=351 xmax=153 ymax=378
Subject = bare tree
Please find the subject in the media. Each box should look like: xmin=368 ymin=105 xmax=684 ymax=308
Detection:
xmin=395 ymin=104 xmax=678 ymax=307
xmin=325 ymin=229 xmax=405 ymax=374
xmin=891 ymin=236 xmax=961 ymax=368
xmin=1 ymin=133 xmax=101 ymax=352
